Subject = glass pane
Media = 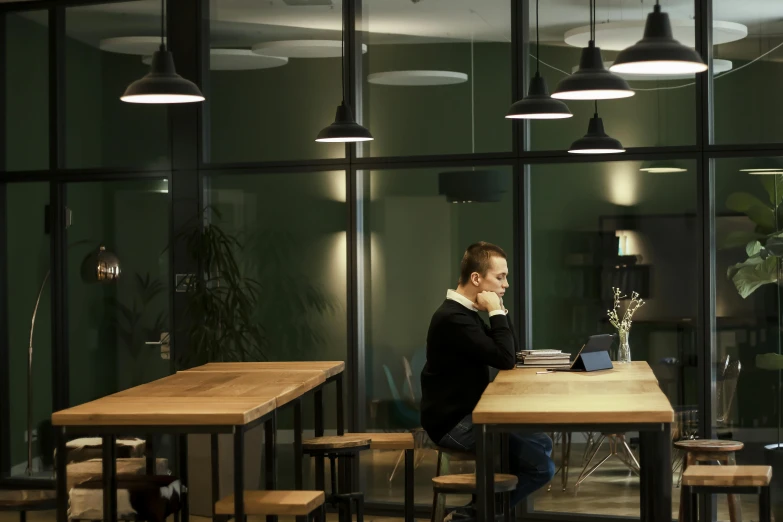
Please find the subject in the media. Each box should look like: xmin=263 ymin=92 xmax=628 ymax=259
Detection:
xmin=359 ymin=1 xmax=512 ymax=157
xmin=207 ymin=1 xmax=344 ymax=163
xmin=715 ymin=157 xmax=782 ymax=520
xmin=529 ymin=160 xmax=697 ymax=516
xmin=530 ymin=1 xmax=696 ymax=150
xmin=362 ymin=166 xmax=513 ymax=506
xmin=197 ymin=171 xmax=346 ymax=513
xmin=7 ymin=12 xmax=48 ymax=171
xmin=713 ymin=2 xmax=781 ymax=144
xmin=68 ymin=179 xmax=171 ymax=406
xmin=65 ymin=2 xmax=170 ymax=169
xmin=8 ymin=183 xmax=51 ymax=477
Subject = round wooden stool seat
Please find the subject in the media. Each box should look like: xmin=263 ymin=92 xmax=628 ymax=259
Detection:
xmin=0 ymin=491 xmax=57 ymax=512
xmin=674 ymin=439 xmax=744 ymax=452
xmin=435 ymin=446 xmax=475 ymax=462
xmin=432 ymin=473 xmax=518 ymax=494
xmin=302 ymin=436 xmax=371 ymax=451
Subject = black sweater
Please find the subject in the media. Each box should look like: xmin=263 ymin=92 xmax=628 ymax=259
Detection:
xmin=420 ymin=299 xmax=517 ymax=444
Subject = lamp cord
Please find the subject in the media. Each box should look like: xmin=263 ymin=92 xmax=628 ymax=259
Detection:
xmin=161 ymin=0 xmax=165 ymax=49
xmin=535 ymin=0 xmax=540 ymax=73
xmin=341 ymin=5 xmax=346 ymax=104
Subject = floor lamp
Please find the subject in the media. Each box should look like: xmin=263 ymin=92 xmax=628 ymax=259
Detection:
xmin=26 ymin=244 xmax=121 ymax=475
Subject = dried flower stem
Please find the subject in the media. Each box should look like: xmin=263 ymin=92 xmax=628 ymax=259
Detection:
xmin=607 ymin=287 xmax=645 ymax=333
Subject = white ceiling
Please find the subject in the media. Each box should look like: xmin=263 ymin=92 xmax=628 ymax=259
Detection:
xmin=16 ymin=0 xmax=783 ymax=51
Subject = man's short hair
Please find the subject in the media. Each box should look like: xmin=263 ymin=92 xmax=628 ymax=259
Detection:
xmin=459 ymin=242 xmax=507 ymax=286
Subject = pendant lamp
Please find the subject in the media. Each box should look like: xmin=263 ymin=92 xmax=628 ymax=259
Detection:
xmin=553 ymin=0 xmax=634 ymax=101
xmin=639 ymin=160 xmax=687 ymax=173
xmin=506 ymin=0 xmax=572 ymax=119
xmin=609 ymin=1 xmax=708 ymax=76
xmin=568 ymin=101 xmax=625 ymax=154
xmin=316 ymin=3 xmax=373 ymax=143
xmin=121 ymin=0 xmax=205 ymax=104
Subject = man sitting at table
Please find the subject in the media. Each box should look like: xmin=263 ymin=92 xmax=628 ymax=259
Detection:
xmin=420 ymin=242 xmax=555 ymax=520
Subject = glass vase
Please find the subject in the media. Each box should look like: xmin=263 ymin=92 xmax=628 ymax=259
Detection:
xmin=617 ymin=329 xmax=631 ymax=364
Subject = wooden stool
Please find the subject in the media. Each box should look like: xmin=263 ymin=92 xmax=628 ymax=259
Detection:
xmin=431 ymin=473 xmax=517 ymax=522
xmin=674 ymin=439 xmax=744 ymax=522
xmin=343 ymin=433 xmax=415 ymax=522
xmin=216 ymin=491 xmax=326 ymax=522
xmin=303 ymin=436 xmax=370 ymax=522
xmin=682 ymin=465 xmax=771 ymax=522
xmin=0 ymin=491 xmax=57 ymax=522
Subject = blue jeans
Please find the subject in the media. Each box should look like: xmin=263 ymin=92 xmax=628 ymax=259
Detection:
xmin=438 ymin=415 xmax=555 ymax=507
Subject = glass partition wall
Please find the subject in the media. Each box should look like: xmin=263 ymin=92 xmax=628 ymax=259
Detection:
xmin=1 ymin=0 xmax=781 ymax=522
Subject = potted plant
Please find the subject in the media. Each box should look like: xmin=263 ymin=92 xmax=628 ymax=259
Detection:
xmin=725 ymin=172 xmax=783 ymax=518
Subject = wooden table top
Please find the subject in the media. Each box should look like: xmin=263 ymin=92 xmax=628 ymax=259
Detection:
xmin=186 ymin=361 xmax=345 ymax=379
xmin=473 ymin=361 xmax=674 ymax=425
xmin=52 ymin=369 xmax=326 ymax=427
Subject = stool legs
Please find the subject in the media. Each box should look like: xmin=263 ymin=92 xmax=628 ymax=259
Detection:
xmin=726 ymin=454 xmax=742 ymax=522
xmin=760 ymin=486 xmax=771 ymax=522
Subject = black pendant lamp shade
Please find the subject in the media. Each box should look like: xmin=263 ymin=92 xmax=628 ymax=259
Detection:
xmin=121 ymin=46 xmax=205 ymax=104
xmin=506 ymin=0 xmax=572 ymax=119
xmin=316 ymin=101 xmax=373 ymax=142
xmin=553 ymin=41 xmax=635 ymax=100
xmin=316 ymin=1 xmax=373 ymax=143
xmin=507 ymin=73 xmax=572 ymax=118
xmin=568 ymin=111 xmax=625 ymax=154
xmin=610 ymin=4 xmax=708 ymax=75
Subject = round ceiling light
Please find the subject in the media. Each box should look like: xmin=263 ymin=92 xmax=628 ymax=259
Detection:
xmin=367 ymin=70 xmax=468 ymax=86
xmin=143 ymin=49 xmax=288 ymax=70
xmin=100 ymin=36 xmax=166 ymax=55
xmin=252 ymin=40 xmax=368 ymax=59
xmin=564 ymin=20 xmax=747 ymax=51
xmin=572 ymin=58 xmax=732 ymax=80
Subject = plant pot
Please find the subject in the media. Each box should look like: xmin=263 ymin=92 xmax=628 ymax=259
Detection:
xmin=764 ymin=443 xmax=783 ymax=522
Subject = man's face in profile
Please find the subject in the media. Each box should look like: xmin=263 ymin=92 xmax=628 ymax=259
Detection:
xmin=477 ymin=256 xmax=509 ymax=299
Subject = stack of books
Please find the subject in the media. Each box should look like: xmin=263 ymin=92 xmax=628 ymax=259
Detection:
xmin=516 ymin=349 xmax=571 ymax=369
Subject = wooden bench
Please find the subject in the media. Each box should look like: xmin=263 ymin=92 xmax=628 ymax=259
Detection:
xmin=431 ymin=473 xmax=517 ymax=522
xmin=215 ymin=491 xmax=325 ymax=522
xmin=682 ymin=465 xmax=772 ymax=522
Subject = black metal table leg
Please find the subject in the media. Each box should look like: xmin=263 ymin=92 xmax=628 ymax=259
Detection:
xmin=180 ymin=434 xmax=189 ymax=522
xmin=314 ymin=388 xmax=325 ymax=493
xmin=652 ymin=424 xmax=672 ymax=522
xmin=265 ymin=413 xmax=278 ymax=522
xmin=102 ymin=434 xmax=117 ymax=522
xmin=639 ymin=431 xmax=651 ymax=522
xmin=211 ymin=434 xmax=220 ymax=522
xmin=475 ymin=424 xmax=494 ymax=522
xmin=404 ymin=449 xmax=414 ymax=522
xmin=56 ymin=427 xmax=67 ymax=522
xmin=146 ymin=433 xmax=155 ymax=475
xmin=335 ymin=374 xmax=344 ymax=436
xmin=294 ymin=399 xmax=303 ymax=490
xmin=234 ymin=427 xmax=245 ymax=522
xmin=500 ymin=434 xmax=511 ymax=522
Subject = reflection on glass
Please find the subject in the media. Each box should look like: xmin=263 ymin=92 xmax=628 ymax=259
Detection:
xmin=8 ymin=184 xmax=51 ymax=477
xmin=530 ymin=0 xmax=696 ymax=150
xmin=207 ymin=170 xmax=347 ymax=416
xmin=715 ymin=157 xmax=783 ymax=520
xmin=362 ymin=166 xmax=513 ymax=505
xmin=65 ymin=1 xmax=170 ymax=169
xmin=713 ymin=1 xmax=781 ymax=144
xmin=7 ymin=12 xmax=48 ymax=171
xmin=207 ymin=1 xmax=344 ymax=163
xmin=529 ymin=160 xmax=697 ymax=517
xmin=68 ymin=180 xmax=170 ymax=407
xmin=360 ymin=1 xmax=512 ymax=157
